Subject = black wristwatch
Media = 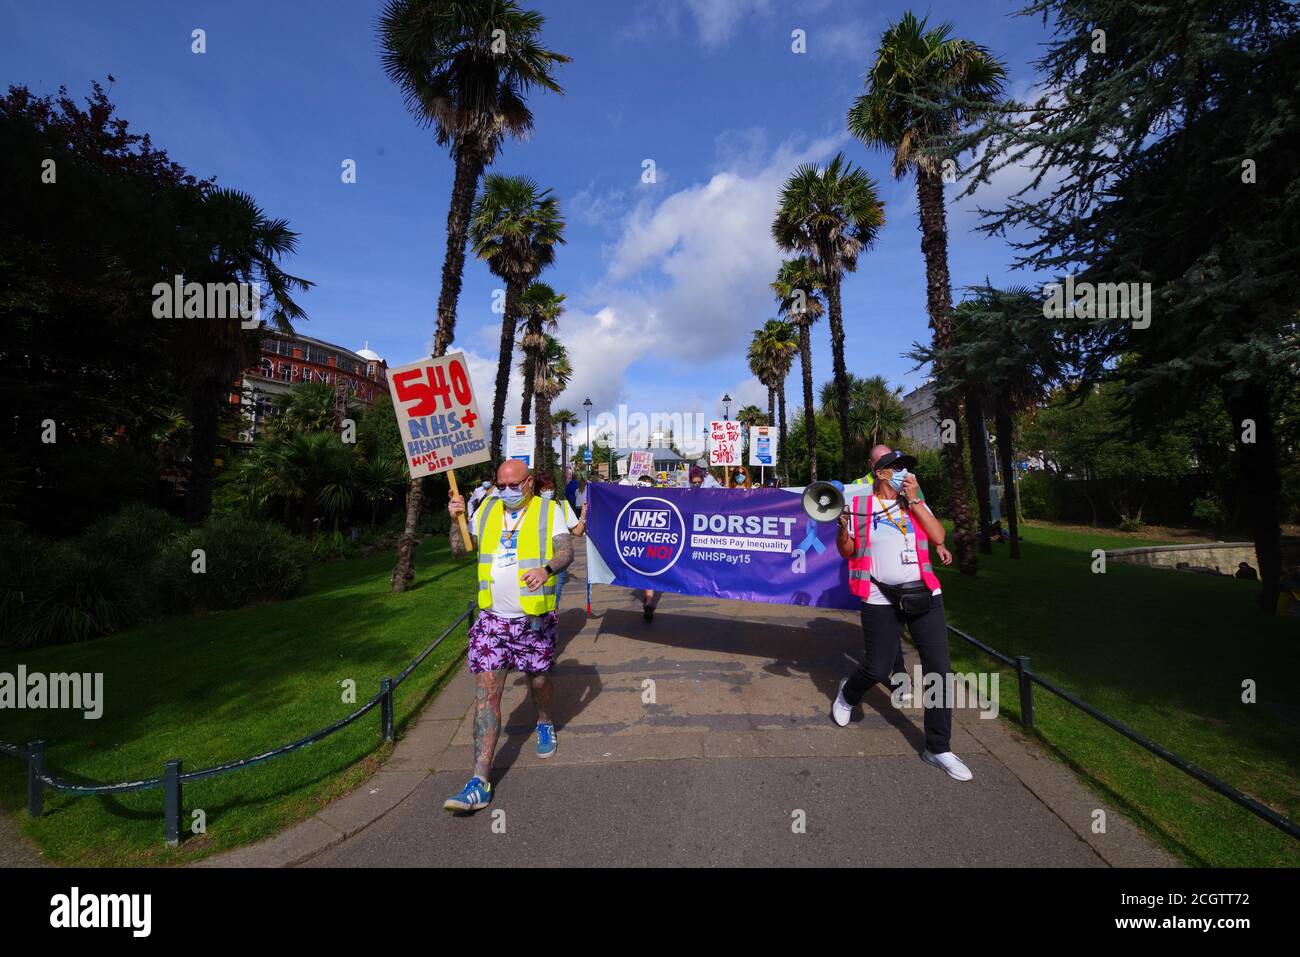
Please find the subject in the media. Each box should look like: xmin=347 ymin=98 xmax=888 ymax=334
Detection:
xmin=544 ymin=563 xmax=554 ymax=576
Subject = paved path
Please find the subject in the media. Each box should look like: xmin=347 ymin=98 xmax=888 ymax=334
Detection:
xmin=206 ymin=543 xmax=1177 ymax=868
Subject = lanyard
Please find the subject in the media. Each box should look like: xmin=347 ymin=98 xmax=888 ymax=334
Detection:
xmin=875 ymin=501 xmax=909 ymax=537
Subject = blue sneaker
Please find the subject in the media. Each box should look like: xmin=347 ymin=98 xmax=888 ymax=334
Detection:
xmin=443 ymin=776 xmax=492 ymax=812
xmin=536 ymin=722 xmax=557 ymax=759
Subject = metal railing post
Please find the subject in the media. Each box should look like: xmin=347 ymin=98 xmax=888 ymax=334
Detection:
xmin=1016 ymin=656 xmax=1035 ymax=729
xmin=380 ymin=677 xmax=394 ymax=743
xmin=468 ymin=599 xmax=477 ymax=627
xmin=27 ymin=740 xmax=45 ymax=817
xmin=164 ymin=759 xmax=182 ymax=847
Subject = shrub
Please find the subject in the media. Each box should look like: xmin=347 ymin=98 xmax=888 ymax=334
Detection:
xmin=0 ymin=532 xmax=146 ymax=649
xmin=79 ymin=502 xmax=185 ymax=568
xmin=154 ymin=514 xmax=309 ymax=612
xmin=1192 ymin=493 xmax=1227 ymax=527
xmin=308 ymin=530 xmax=362 ymax=564
xmin=1018 ymin=471 xmax=1063 ymax=521
xmin=1118 ymin=516 xmax=1143 ymax=532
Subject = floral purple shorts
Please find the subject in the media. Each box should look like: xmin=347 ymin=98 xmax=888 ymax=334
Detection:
xmin=467 ymin=609 xmax=558 ymax=674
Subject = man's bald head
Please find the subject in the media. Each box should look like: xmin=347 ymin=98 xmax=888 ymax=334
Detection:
xmin=497 ymin=458 xmax=531 ymax=488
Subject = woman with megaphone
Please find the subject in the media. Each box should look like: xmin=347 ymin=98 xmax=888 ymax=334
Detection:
xmin=830 ymin=447 xmax=970 ymax=781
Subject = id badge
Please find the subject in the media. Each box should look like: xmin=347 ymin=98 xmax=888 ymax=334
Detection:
xmin=900 ymin=546 xmax=918 ymax=565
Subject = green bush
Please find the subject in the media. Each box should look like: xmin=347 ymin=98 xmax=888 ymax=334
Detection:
xmin=78 ymin=502 xmax=185 ymax=568
xmin=914 ymin=448 xmax=950 ymax=514
xmin=0 ymin=532 xmax=147 ymax=649
xmin=154 ymin=514 xmax=309 ymax=612
xmin=1018 ymin=471 xmax=1063 ymax=521
xmin=1192 ymin=493 xmax=1227 ymax=527
xmin=308 ymin=530 xmax=362 ymax=564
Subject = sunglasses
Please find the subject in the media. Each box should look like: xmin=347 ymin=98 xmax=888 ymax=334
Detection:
xmin=494 ymin=479 xmax=531 ymax=491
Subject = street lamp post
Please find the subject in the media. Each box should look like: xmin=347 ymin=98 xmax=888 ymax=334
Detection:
xmin=583 ymin=397 xmax=593 ymax=477
xmin=722 ymin=392 xmax=732 ymax=421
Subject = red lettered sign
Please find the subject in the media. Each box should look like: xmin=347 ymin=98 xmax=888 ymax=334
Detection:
xmin=387 ymin=352 xmax=491 ymax=478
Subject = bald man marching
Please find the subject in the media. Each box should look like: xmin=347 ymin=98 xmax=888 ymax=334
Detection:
xmin=444 ymin=459 xmax=575 ymax=811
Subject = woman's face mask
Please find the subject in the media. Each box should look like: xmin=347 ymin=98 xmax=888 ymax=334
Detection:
xmin=888 ymin=468 xmax=908 ymax=492
xmin=541 ymin=490 xmax=554 ymax=499
xmin=734 ymin=473 xmax=747 ymax=485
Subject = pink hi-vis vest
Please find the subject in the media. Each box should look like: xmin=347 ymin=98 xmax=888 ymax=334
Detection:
xmin=847 ymin=494 xmax=942 ymax=602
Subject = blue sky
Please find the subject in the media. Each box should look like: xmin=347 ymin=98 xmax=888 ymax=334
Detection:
xmin=5 ymin=0 xmax=1053 ymax=448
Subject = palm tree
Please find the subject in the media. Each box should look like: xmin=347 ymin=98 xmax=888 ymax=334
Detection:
xmin=530 ymin=335 xmax=571 ymax=475
xmin=747 ymin=319 xmax=798 ymax=484
xmin=470 ymin=174 xmax=566 ymax=466
xmin=517 ymin=281 xmax=565 ymax=425
xmin=772 ymin=153 xmax=885 ymax=471
xmin=818 ymin=373 xmax=906 ymax=471
xmin=848 ymin=10 xmax=1007 ymax=574
xmin=378 ymin=0 xmax=569 ymax=591
xmin=771 ymin=257 xmax=826 ymax=481
xmin=183 ymin=187 xmax=312 ymax=524
xmin=552 ymin=407 xmax=577 ymax=473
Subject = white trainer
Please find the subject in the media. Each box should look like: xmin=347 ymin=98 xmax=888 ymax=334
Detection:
xmin=921 ymin=749 xmax=973 ymax=781
xmin=831 ymin=678 xmax=852 ymax=727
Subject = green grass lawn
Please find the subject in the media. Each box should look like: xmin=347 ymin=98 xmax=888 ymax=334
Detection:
xmin=935 ymin=522 xmax=1300 ymax=867
xmin=0 ymin=542 xmax=476 ymax=866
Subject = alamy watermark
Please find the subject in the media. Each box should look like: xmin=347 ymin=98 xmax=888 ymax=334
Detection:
xmin=1 ymin=666 xmax=103 ymax=719
xmin=891 ymin=666 xmax=999 ymax=719
xmin=1043 ymin=274 xmax=1151 ymax=329
xmin=587 ymin=405 xmax=712 ymax=456
xmin=151 ymin=274 xmax=261 ymax=328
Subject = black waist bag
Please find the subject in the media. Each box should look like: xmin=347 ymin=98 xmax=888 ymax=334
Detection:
xmin=870 ymin=576 xmax=933 ymax=616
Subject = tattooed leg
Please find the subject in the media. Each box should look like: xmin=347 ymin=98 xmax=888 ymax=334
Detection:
xmin=472 ymin=669 xmax=506 ymax=781
xmin=528 ymin=671 xmax=553 ymax=725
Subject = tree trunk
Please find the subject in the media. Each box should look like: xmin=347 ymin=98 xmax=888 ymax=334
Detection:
xmin=536 ymin=397 xmax=554 ymax=476
xmin=394 ymin=146 xmax=487 ymax=593
xmin=767 ymin=386 xmax=775 ymax=429
xmin=431 ymin=148 xmax=487 ymax=358
xmin=519 ymin=323 xmax=538 ymax=425
xmin=916 ymin=168 xmax=977 ymax=574
xmin=560 ymin=422 xmax=568 ymax=473
xmin=965 ymin=389 xmax=993 ymax=555
xmin=825 ymin=277 xmax=852 ymax=464
xmin=1226 ymin=382 xmax=1283 ymax=612
xmin=994 ymin=399 xmax=1020 ymax=559
xmin=778 ymin=384 xmax=788 ymax=487
xmin=182 ymin=379 xmax=223 ymax=524
xmin=490 ymin=279 xmax=524 ymax=469
xmin=390 ymin=478 xmax=424 ymax=591
xmin=799 ymin=321 xmax=817 ymax=483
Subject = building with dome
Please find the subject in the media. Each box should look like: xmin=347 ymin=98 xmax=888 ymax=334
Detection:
xmin=232 ymin=332 xmax=389 ymax=442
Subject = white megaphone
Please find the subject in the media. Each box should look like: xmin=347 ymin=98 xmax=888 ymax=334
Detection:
xmin=801 ymin=479 xmax=846 ymax=523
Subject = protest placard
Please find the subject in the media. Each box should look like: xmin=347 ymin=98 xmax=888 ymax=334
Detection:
xmin=628 ymin=449 xmax=655 ymax=478
xmin=709 ymin=420 xmax=742 ymax=468
xmin=506 ymin=424 xmax=534 ymax=465
xmin=386 ymin=351 xmax=489 ymax=545
xmin=749 ymin=426 xmax=777 ymax=467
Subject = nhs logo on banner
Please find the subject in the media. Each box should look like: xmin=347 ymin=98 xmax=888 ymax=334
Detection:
xmin=614 ymin=496 xmax=685 ymax=576
xmin=628 ymin=508 xmax=670 ymax=528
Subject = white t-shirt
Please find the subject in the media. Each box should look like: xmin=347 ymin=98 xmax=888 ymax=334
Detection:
xmin=574 ymin=486 xmax=587 ymax=509
xmin=853 ymin=497 xmax=942 ymax=606
xmin=486 ymin=499 xmax=569 ymax=619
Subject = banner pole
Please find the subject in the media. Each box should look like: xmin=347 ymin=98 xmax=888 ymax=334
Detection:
xmin=446 ymin=469 xmax=472 ymax=550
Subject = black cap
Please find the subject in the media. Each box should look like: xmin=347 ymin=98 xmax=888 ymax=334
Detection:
xmin=871 ymin=449 xmax=917 ymax=474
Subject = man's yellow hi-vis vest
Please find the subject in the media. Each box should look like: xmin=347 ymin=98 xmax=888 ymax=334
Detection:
xmin=474 ymin=496 xmax=557 ymax=615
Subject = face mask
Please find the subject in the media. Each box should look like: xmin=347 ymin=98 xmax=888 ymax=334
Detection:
xmin=541 ymin=490 xmax=554 ymax=499
xmin=481 ymin=481 xmax=491 ymax=490
xmin=888 ymin=468 xmax=908 ymax=492
xmin=735 ymin=474 xmax=747 ymax=484
xmin=500 ymin=487 xmax=526 ymax=508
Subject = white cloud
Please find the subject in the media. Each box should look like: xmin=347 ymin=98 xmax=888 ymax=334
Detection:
xmin=684 ymin=0 xmax=774 ymax=47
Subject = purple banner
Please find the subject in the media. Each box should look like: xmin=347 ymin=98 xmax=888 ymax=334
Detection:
xmin=584 ymin=484 xmax=857 ymax=610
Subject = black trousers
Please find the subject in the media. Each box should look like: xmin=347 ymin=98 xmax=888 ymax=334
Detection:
xmin=843 ymin=595 xmax=952 ymax=754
